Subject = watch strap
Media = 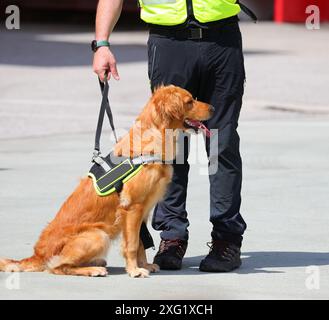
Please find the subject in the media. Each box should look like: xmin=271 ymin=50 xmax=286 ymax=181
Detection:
xmin=96 ymin=40 xmax=110 ymax=48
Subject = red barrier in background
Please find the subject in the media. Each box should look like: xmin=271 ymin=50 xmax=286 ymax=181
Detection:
xmin=275 ymin=0 xmax=329 ymax=23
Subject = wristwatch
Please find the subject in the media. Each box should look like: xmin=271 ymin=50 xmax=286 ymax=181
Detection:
xmin=91 ymin=40 xmax=110 ymax=52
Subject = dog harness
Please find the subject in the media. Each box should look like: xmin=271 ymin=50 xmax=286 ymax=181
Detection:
xmin=88 ymin=78 xmax=160 ymax=249
xmin=89 ymin=152 xmax=161 ymax=197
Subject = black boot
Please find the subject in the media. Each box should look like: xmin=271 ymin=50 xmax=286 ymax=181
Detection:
xmin=153 ymin=239 xmax=187 ymax=270
xmin=199 ymin=240 xmax=241 ymax=272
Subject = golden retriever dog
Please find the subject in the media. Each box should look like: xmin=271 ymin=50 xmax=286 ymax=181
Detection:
xmin=0 ymin=85 xmax=213 ymax=278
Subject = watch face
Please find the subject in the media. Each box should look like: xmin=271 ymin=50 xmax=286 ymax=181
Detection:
xmin=91 ymin=40 xmax=97 ymax=52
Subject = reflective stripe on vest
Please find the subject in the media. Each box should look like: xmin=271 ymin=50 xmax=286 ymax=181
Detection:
xmin=139 ymin=0 xmax=241 ymax=26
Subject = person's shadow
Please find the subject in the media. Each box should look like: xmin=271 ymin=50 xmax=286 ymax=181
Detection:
xmin=105 ymin=251 xmax=329 ymax=275
xmin=157 ymin=251 xmax=329 ymax=275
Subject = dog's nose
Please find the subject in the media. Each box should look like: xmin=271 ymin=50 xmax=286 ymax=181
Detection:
xmin=209 ymin=105 xmax=215 ymax=114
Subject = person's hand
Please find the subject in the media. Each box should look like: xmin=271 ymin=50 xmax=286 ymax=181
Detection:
xmin=93 ymin=46 xmax=120 ymax=82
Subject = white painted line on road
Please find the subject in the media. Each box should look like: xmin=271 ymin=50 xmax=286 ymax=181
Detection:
xmin=0 ymin=98 xmax=93 ymax=107
xmin=241 ymin=121 xmax=329 ymax=127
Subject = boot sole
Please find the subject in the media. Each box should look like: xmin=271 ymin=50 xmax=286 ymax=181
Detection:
xmin=199 ymin=258 xmax=241 ymax=273
xmin=153 ymin=258 xmax=182 ymax=270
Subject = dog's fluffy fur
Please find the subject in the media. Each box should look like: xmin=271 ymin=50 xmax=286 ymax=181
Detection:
xmin=0 ymin=85 xmax=212 ymax=278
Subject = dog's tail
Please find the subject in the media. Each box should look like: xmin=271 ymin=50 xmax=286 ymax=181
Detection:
xmin=0 ymin=255 xmax=45 ymax=272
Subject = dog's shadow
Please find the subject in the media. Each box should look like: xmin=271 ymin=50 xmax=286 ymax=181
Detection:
xmin=105 ymin=266 xmax=127 ymax=275
xmin=157 ymin=251 xmax=329 ymax=275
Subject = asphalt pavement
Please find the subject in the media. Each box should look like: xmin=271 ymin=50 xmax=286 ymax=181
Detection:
xmin=0 ymin=21 xmax=328 ymax=299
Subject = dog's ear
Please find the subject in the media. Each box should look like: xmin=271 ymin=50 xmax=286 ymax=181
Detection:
xmin=151 ymin=86 xmax=184 ymax=126
xmin=167 ymin=93 xmax=185 ymax=121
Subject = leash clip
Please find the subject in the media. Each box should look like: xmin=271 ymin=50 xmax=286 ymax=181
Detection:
xmin=92 ymin=150 xmax=104 ymax=165
xmin=92 ymin=150 xmax=112 ymax=171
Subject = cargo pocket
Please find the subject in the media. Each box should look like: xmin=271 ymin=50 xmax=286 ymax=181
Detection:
xmin=148 ymin=43 xmax=157 ymax=82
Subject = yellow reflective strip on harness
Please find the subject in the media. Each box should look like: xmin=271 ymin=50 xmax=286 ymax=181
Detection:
xmin=96 ymin=159 xmax=133 ymax=183
xmin=88 ymin=165 xmax=144 ymax=197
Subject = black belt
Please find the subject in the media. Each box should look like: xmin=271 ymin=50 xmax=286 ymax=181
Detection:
xmin=150 ymin=16 xmax=239 ymax=40
xmin=150 ymin=26 xmax=223 ymax=40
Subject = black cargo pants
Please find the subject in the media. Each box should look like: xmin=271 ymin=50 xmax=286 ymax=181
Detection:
xmin=149 ymin=20 xmax=247 ymax=247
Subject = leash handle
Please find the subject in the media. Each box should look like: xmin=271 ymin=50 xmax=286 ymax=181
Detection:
xmin=94 ymin=75 xmax=118 ymax=155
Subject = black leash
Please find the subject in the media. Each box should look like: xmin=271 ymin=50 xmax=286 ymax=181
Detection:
xmin=237 ymin=0 xmax=258 ymax=23
xmin=90 ymin=77 xmax=155 ymax=250
xmin=93 ymin=76 xmax=118 ymax=159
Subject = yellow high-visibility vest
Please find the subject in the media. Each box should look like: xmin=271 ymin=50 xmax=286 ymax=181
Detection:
xmin=138 ymin=0 xmax=241 ymax=26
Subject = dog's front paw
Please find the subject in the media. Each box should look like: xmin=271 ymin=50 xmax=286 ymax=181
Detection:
xmin=127 ymin=267 xmax=150 ymax=278
xmin=88 ymin=267 xmax=108 ymax=277
xmin=143 ymin=263 xmax=160 ymax=273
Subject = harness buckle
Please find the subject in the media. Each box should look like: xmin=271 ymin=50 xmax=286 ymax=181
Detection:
xmin=189 ymin=28 xmax=203 ymax=40
xmin=139 ymin=155 xmax=147 ymax=165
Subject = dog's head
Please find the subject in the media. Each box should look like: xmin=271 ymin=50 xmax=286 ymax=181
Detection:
xmin=147 ymin=85 xmax=214 ymax=136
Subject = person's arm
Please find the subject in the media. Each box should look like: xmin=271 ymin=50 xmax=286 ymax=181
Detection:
xmin=93 ymin=0 xmax=123 ymax=81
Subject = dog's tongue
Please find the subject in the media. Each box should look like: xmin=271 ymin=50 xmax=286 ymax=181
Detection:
xmin=188 ymin=120 xmax=212 ymax=138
